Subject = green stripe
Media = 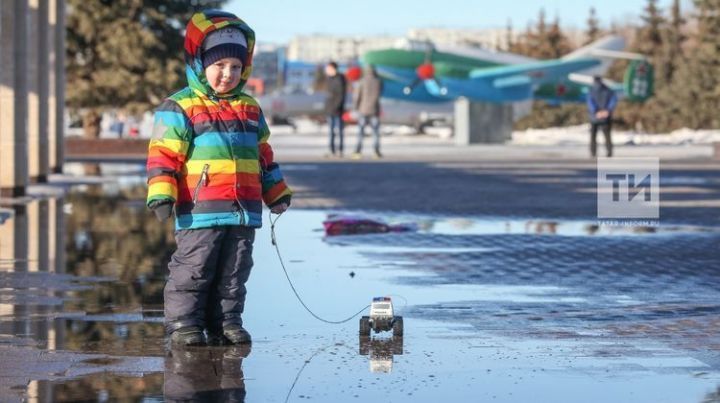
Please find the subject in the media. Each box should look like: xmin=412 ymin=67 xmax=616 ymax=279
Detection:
xmin=160 ymin=126 xmax=189 ymax=141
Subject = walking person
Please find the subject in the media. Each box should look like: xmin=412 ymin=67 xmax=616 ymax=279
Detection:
xmin=324 ymin=61 xmax=347 ymax=158
xmin=352 ymin=65 xmax=384 ymax=159
xmin=587 ymin=76 xmax=618 ymax=158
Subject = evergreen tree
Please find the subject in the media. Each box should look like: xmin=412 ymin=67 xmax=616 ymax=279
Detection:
xmin=532 ymin=9 xmax=554 ymax=59
xmin=509 ymin=21 xmax=534 ymax=55
xmin=662 ymin=0 xmax=686 ymax=82
xmin=635 ymin=0 xmax=665 ymax=57
xmin=585 ymin=7 xmax=602 ymax=44
xmin=547 ymin=15 xmax=572 ymax=58
xmin=668 ymin=0 xmax=720 ymax=129
xmin=66 ymin=0 xmax=227 ymax=137
xmin=505 ymin=19 xmax=514 ymax=52
xmin=609 ymin=0 xmax=667 ymax=132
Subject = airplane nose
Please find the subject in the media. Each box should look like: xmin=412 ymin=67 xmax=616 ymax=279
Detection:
xmin=404 ymin=63 xmax=446 ymax=96
xmin=416 ymin=63 xmax=435 ymax=80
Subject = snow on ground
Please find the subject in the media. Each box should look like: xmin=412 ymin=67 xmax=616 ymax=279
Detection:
xmin=273 ymin=119 xmax=720 ymax=147
xmin=511 ymin=125 xmax=720 ymax=146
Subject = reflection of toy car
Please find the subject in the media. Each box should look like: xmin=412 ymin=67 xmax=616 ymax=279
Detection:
xmin=359 ymin=297 xmax=403 ymax=336
xmin=359 ymin=336 xmax=403 ymax=373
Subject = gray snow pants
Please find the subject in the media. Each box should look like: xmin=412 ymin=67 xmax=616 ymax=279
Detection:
xmin=164 ymin=225 xmax=255 ymax=334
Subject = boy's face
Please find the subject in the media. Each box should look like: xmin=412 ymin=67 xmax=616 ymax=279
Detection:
xmin=205 ymin=57 xmax=243 ymax=94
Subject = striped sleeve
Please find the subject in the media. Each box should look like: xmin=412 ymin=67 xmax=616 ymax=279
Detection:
xmin=146 ymin=99 xmax=191 ymax=206
xmin=258 ymin=108 xmax=292 ymax=206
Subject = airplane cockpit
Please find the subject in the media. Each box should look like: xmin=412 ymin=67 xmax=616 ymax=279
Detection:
xmin=393 ymin=38 xmax=436 ymax=52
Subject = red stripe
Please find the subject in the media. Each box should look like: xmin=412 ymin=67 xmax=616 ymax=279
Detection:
xmin=177 ymin=184 xmax=262 ymax=203
xmin=259 ymin=143 xmax=274 ymax=167
xmin=263 ymin=182 xmax=288 ymax=203
xmin=149 ymin=176 xmax=176 ymax=185
xmin=190 ymin=110 xmax=260 ymax=124
xmin=147 ymin=155 xmax=182 ymax=171
xmin=182 ymin=103 xmax=260 ymax=116
xmin=184 ymin=23 xmax=204 ymax=57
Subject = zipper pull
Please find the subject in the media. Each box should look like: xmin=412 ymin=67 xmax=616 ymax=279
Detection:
xmin=202 ymin=164 xmax=210 ymax=186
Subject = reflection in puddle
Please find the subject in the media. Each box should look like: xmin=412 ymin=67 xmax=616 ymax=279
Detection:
xmin=2 ymin=186 xmax=720 ymax=402
xmin=423 ymin=217 xmax=716 ymax=237
xmin=165 ymin=345 xmax=249 ymax=402
xmin=359 ymin=336 xmax=403 ymax=373
xmin=316 ymin=213 xmax=718 ymax=239
xmin=32 ymin=373 xmax=164 ymax=402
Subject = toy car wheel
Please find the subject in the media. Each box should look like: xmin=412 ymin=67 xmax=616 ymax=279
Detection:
xmin=359 ymin=316 xmax=371 ymax=336
xmin=392 ymin=316 xmax=403 ymax=336
xmin=359 ymin=336 xmax=370 ymax=355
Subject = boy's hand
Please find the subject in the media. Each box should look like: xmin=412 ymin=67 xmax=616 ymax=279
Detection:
xmin=153 ymin=203 xmax=173 ymax=222
xmin=149 ymin=200 xmax=173 ymax=222
xmin=270 ymin=203 xmax=288 ymax=215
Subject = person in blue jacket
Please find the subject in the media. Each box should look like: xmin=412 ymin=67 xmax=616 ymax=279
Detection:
xmin=587 ymin=76 xmax=618 ymax=157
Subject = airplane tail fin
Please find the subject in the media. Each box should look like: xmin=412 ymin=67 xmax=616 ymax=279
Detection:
xmin=562 ymin=35 xmax=626 ymax=77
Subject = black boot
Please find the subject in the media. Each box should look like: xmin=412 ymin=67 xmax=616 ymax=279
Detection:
xmin=170 ymin=326 xmax=206 ymax=347
xmin=205 ymin=330 xmax=226 ymax=346
xmin=223 ymin=324 xmax=252 ymax=345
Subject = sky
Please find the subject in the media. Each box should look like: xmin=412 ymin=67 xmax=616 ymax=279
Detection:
xmin=225 ymin=0 xmax=685 ymax=44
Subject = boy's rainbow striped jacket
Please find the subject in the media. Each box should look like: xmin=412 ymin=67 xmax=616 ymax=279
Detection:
xmin=146 ymin=10 xmax=291 ymax=230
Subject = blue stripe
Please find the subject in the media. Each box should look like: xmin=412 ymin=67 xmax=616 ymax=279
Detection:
xmin=193 ymin=132 xmax=258 ymax=147
xmin=175 ymin=211 xmax=262 ymax=230
xmin=155 ymin=111 xmax=187 ymax=128
xmin=268 ymin=167 xmax=283 ymax=182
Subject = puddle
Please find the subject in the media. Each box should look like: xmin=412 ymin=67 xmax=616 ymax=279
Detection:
xmin=1 ymin=188 xmax=720 ymax=402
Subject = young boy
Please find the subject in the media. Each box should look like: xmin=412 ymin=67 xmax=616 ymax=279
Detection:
xmin=146 ymin=10 xmax=291 ymax=346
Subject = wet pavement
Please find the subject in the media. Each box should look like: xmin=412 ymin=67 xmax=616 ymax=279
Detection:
xmin=1 ymin=161 xmax=720 ymax=402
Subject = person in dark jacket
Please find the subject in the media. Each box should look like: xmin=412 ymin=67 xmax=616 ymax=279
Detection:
xmin=352 ymin=65 xmax=384 ymax=159
xmin=324 ymin=61 xmax=347 ymax=157
xmin=587 ymin=76 xmax=618 ymax=157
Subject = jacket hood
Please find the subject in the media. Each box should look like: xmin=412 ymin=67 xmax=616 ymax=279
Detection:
xmin=184 ymin=10 xmax=256 ymax=98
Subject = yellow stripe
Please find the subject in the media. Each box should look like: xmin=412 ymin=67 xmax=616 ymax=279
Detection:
xmin=176 ymin=93 xmax=258 ymax=110
xmin=148 ymin=182 xmax=177 ymax=200
xmin=176 ymin=97 xmax=210 ymax=110
xmin=229 ymin=96 xmax=259 ymax=108
xmin=215 ymin=21 xmax=230 ymax=29
xmin=149 ymin=138 xmax=188 ymax=155
xmin=186 ymin=159 xmax=260 ymax=175
xmin=192 ymin=13 xmax=213 ymax=31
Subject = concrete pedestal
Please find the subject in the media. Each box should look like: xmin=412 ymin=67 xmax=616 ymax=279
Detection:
xmin=454 ymin=98 xmax=513 ymax=145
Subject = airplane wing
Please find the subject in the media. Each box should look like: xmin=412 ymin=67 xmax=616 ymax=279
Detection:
xmin=416 ymin=58 xmax=602 ymax=102
xmin=469 ymin=59 xmax=601 ymax=85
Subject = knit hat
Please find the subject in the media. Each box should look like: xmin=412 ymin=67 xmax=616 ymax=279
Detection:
xmin=202 ymin=27 xmax=248 ymax=69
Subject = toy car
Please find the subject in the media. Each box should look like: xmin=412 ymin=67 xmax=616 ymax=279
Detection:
xmin=359 ymin=297 xmax=403 ymax=336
